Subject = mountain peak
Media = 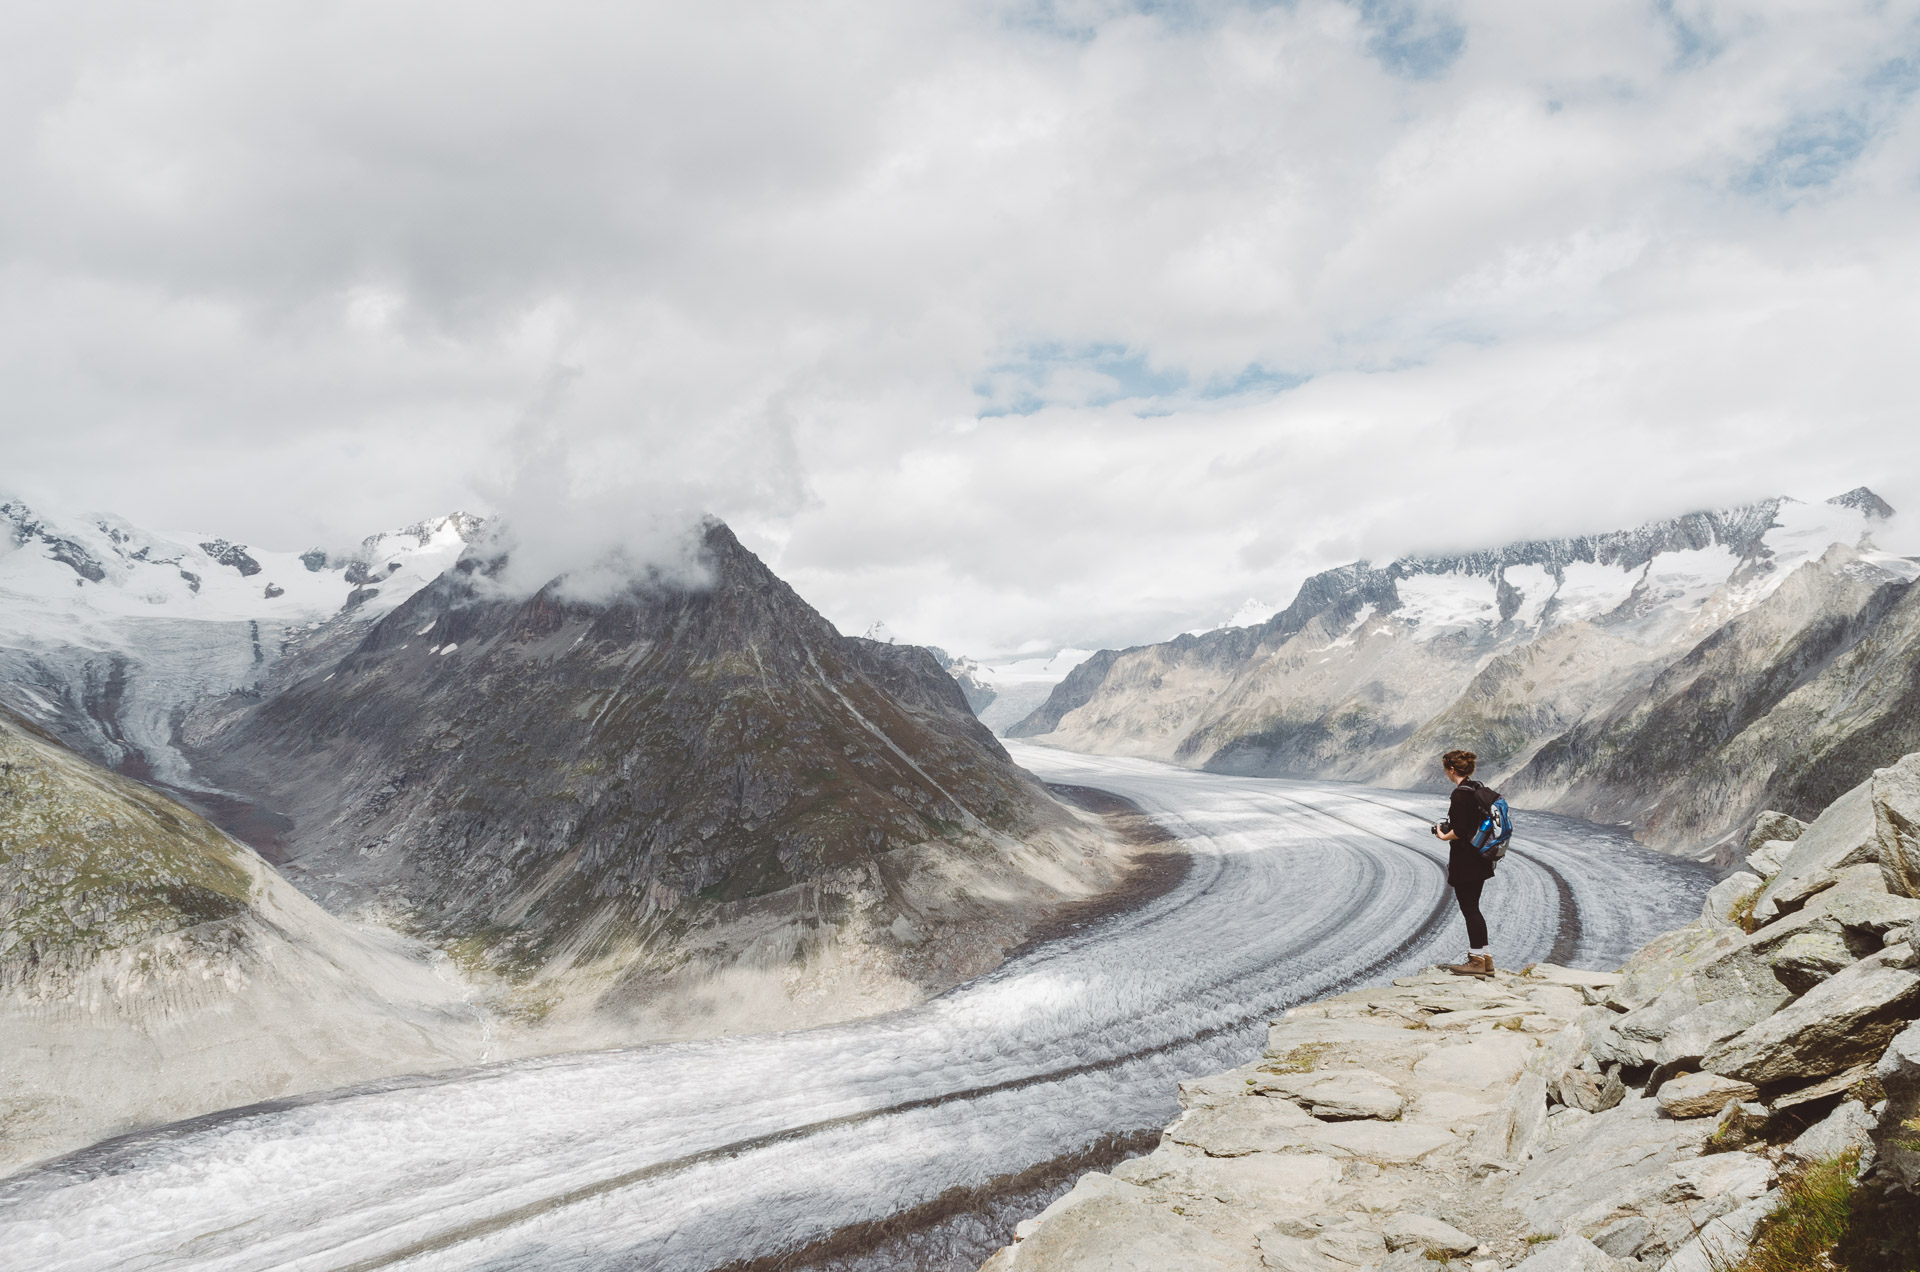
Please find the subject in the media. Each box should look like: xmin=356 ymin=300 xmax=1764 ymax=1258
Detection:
xmin=1827 ymin=486 xmax=1895 ymax=520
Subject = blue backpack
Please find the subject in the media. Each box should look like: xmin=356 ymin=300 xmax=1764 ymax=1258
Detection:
xmin=1468 ymin=783 xmax=1513 ymax=861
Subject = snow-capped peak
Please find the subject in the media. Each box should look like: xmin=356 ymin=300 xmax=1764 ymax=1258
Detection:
xmin=0 ymin=497 xmax=483 ymax=630
xmin=1280 ymin=489 xmax=1906 ymax=645
xmin=1187 ymin=598 xmax=1277 ymax=636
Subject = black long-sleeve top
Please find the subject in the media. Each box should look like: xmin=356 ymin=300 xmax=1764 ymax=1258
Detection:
xmin=1446 ymin=780 xmax=1497 ymax=886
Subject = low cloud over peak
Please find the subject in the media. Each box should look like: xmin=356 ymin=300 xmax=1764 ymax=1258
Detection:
xmin=4 ymin=0 xmax=1918 ymax=657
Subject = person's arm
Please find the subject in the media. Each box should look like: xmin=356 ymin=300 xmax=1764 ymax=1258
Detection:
xmin=1440 ymin=786 xmax=1478 ymax=841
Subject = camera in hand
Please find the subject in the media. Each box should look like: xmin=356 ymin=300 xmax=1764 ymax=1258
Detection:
xmin=1431 ymin=819 xmax=1451 ymax=837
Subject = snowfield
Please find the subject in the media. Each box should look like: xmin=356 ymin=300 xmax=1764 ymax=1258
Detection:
xmin=0 ymin=744 xmax=1711 ymax=1272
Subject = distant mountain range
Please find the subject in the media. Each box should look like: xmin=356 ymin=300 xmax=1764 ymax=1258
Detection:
xmin=1006 ymin=489 xmax=1919 ymax=859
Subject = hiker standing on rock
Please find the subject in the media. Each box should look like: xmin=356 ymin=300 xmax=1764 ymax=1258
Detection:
xmin=1432 ymin=749 xmax=1508 ymax=978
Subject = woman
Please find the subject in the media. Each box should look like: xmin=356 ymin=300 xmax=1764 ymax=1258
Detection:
xmin=1432 ymin=748 xmax=1496 ymax=978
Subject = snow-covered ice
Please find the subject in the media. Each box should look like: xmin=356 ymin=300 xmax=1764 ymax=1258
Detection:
xmin=0 ymin=745 xmax=1713 ymax=1272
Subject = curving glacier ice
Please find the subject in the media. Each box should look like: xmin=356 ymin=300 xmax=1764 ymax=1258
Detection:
xmin=0 ymin=744 xmax=1710 ymax=1272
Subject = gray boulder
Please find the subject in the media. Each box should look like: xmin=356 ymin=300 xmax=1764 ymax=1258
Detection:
xmin=1874 ymin=1018 xmax=1920 ymax=1193
xmin=1767 ymin=929 xmax=1855 ymax=994
xmin=1746 ymin=839 xmax=1797 ymax=878
xmin=1748 ymin=810 xmax=1807 ymax=856
xmin=1472 ymin=1071 xmax=1551 ymax=1168
xmin=1609 ymin=931 xmax=1793 ymax=1066
xmin=1703 ymin=947 xmax=1920 ymax=1085
xmin=1590 ymin=1215 xmax=1652 ymax=1259
xmin=1632 ymin=994 xmax=1786 ymax=1068
xmin=1308 ymin=1227 xmax=1387 ymax=1266
xmin=1785 ymin=1098 xmax=1876 ymax=1167
xmin=1507 ymin=1097 xmax=1713 ymax=1236
xmin=1751 ymin=779 xmax=1880 ymax=924
xmin=1258 ymin=1070 xmax=1405 ymax=1121
xmin=1702 ymin=872 xmax=1762 ymax=929
xmin=1166 ymin=1096 xmax=1312 ymax=1156
xmin=1382 ymin=1213 xmax=1478 ymax=1257
xmin=1555 ymin=1068 xmax=1625 ymax=1113
xmin=1873 ymin=754 xmax=1920 ymax=898
xmin=1806 ymin=887 xmax=1920 ymax=941
xmin=1253 ymin=1232 xmax=1340 ymax=1272
xmin=1606 ymin=924 xmax=1731 ymax=1012
xmin=1002 ymin=1193 xmax=1260 ymax=1271
xmin=1511 ymin=1236 xmax=1635 ymax=1272
xmin=1656 ymin=1190 xmax=1779 ymax=1272
xmin=1656 ymin=1071 xmax=1757 ymax=1119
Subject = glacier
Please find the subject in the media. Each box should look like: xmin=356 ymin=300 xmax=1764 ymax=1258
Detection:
xmin=0 ymin=745 xmax=1711 ymax=1272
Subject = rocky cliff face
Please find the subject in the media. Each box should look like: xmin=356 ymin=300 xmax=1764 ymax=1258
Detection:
xmin=0 ymin=706 xmax=486 ymax=1174
xmin=182 ymin=520 xmax=1123 ymax=1038
xmin=1511 ymin=544 xmax=1920 ymax=854
xmin=1010 ymin=491 xmax=1919 ymax=857
xmin=980 ymin=754 xmax=1920 ymax=1272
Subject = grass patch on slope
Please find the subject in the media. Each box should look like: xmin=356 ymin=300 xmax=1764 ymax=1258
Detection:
xmin=1728 ymin=1151 xmax=1856 ymax=1272
xmin=1722 ymin=1150 xmax=1920 ymax=1272
xmin=1 ymin=715 xmax=252 ymax=970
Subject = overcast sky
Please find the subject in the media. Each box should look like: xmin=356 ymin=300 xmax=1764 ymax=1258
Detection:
xmin=5 ymin=0 xmax=1919 ymax=656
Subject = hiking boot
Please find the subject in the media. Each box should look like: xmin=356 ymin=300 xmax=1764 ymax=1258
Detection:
xmin=1443 ymin=954 xmax=1494 ymax=978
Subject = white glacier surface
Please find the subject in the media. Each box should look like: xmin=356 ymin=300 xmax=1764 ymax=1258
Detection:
xmin=0 ymin=745 xmax=1714 ymax=1272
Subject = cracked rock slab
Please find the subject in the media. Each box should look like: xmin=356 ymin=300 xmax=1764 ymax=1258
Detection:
xmin=1511 ymin=1235 xmax=1636 ymax=1272
xmin=1167 ymin=1096 xmax=1314 ymax=1156
xmin=1752 ymin=778 xmax=1880 ymax=924
xmin=1260 ymin=1071 xmax=1405 ymax=1121
xmin=1702 ymin=947 xmax=1920 ymax=1085
xmin=1383 ymin=1213 xmax=1478 ymax=1256
xmin=1000 ymin=1193 xmax=1261 ymax=1272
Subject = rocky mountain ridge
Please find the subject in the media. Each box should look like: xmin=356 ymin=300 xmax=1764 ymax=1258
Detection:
xmin=150 ymin=518 xmax=1130 ymax=1041
xmin=1009 ymin=490 xmax=1919 ymax=857
xmin=979 ymin=753 xmax=1920 ymax=1272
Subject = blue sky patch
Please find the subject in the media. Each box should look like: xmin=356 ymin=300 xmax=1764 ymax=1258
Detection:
xmin=1742 ymin=55 xmax=1919 ymax=196
xmin=975 ymin=344 xmax=1306 ymax=416
xmin=1355 ymin=0 xmax=1465 ymax=81
xmin=1652 ymin=0 xmax=1723 ymax=69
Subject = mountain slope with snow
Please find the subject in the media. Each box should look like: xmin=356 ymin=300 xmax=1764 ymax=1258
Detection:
xmin=1010 ymin=490 xmax=1919 ymax=856
xmin=0 ymin=497 xmax=482 ymax=791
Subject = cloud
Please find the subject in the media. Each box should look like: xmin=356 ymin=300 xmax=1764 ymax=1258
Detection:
xmin=1 ymin=0 xmax=1918 ymax=655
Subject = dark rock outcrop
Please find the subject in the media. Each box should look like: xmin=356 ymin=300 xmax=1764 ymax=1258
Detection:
xmin=190 ymin=520 xmax=1101 ymax=990
xmin=198 ymin=539 xmax=263 ymax=576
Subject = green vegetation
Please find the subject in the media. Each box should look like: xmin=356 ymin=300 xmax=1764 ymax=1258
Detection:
xmin=0 ymin=716 xmax=252 ymax=972
xmin=1712 ymin=1151 xmax=1920 ymax=1272
xmin=1727 ymin=1152 xmax=1857 ymax=1272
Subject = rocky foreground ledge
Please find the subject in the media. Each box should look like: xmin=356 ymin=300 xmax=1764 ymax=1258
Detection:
xmin=979 ymin=756 xmax=1920 ymax=1272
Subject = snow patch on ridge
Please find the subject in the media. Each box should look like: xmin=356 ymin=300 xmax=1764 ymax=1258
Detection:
xmin=1395 ymin=572 xmax=1499 ymax=637
xmin=0 ymin=501 xmax=479 ymax=632
xmin=0 ymin=497 xmax=484 ymax=783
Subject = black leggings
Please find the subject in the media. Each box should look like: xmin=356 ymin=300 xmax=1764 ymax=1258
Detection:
xmin=1453 ymin=876 xmax=1489 ymax=949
